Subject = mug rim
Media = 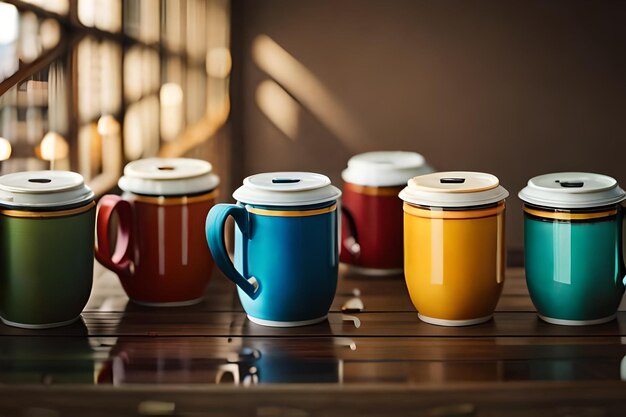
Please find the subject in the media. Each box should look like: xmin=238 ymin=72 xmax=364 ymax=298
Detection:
xmin=245 ymin=202 xmax=337 ymax=218
xmin=0 ymin=200 xmax=95 ymax=218
xmin=343 ymin=182 xmax=404 ymax=197
xmin=523 ymin=202 xmax=620 ymax=222
xmin=127 ymin=189 xmax=218 ymax=205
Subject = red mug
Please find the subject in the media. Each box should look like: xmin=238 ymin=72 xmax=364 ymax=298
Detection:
xmin=340 ymin=151 xmax=432 ymax=274
xmin=95 ymin=158 xmax=219 ymax=306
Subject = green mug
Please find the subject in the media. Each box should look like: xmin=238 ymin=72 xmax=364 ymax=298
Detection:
xmin=0 ymin=171 xmax=95 ymax=329
xmin=519 ymin=172 xmax=626 ymax=325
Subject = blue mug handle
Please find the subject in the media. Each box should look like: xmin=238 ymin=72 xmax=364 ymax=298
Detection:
xmin=206 ymin=204 xmax=260 ymax=299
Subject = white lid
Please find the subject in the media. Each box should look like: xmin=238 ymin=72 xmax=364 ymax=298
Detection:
xmin=233 ymin=172 xmax=342 ymax=206
xmin=342 ymin=151 xmax=433 ymax=187
xmin=399 ymin=171 xmax=509 ymax=208
xmin=0 ymin=170 xmax=94 ymax=208
xmin=518 ymin=172 xmax=626 ymax=209
xmin=118 ymin=158 xmax=220 ymax=196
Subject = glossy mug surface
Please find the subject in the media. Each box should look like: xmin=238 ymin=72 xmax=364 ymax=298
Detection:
xmin=523 ymin=204 xmax=625 ymax=325
xmin=403 ymin=203 xmax=506 ymax=326
xmin=207 ymin=202 xmax=339 ymax=327
xmin=96 ymin=191 xmax=217 ymax=305
xmin=341 ymin=183 xmax=404 ymax=272
xmin=0 ymin=202 xmax=95 ymax=328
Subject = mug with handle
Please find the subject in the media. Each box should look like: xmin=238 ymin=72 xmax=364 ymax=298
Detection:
xmin=340 ymin=151 xmax=432 ymax=275
xmin=519 ymin=172 xmax=626 ymax=325
xmin=399 ymin=171 xmax=509 ymax=326
xmin=206 ymin=172 xmax=342 ymax=327
xmin=0 ymin=171 xmax=95 ymax=329
xmin=96 ymin=158 xmax=219 ymax=306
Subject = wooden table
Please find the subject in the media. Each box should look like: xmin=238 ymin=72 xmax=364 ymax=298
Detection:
xmin=1 ymin=265 xmax=626 ymax=416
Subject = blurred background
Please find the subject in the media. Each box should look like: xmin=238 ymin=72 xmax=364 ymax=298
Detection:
xmin=1 ymin=0 xmax=626 ymax=259
xmin=0 ymin=0 xmax=232 ymax=194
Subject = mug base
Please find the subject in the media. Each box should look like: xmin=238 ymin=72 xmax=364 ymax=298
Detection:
xmin=130 ymin=296 xmax=204 ymax=307
xmin=341 ymin=263 xmax=403 ymax=277
xmin=538 ymin=313 xmax=617 ymax=326
xmin=247 ymin=314 xmax=328 ymax=327
xmin=1 ymin=315 xmax=80 ymax=329
xmin=418 ymin=313 xmax=492 ymax=327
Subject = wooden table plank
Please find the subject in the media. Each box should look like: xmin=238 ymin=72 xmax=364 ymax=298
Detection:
xmin=3 ymin=336 xmax=626 ymax=386
xmin=4 ymin=311 xmax=626 ymax=338
xmin=6 ymin=336 xmax=626 ymax=363
xmin=2 ymin=382 xmax=626 ymax=417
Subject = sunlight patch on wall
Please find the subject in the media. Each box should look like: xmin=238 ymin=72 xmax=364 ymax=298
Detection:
xmin=252 ymin=34 xmax=366 ymax=147
xmin=255 ymin=80 xmax=299 ymax=141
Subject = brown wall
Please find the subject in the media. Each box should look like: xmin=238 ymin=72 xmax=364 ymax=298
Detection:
xmin=232 ymin=0 xmax=626 ymax=253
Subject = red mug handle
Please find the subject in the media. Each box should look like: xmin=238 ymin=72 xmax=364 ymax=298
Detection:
xmin=341 ymin=206 xmax=361 ymax=258
xmin=95 ymin=195 xmax=133 ymax=277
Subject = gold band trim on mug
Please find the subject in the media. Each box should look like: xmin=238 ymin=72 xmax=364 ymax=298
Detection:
xmin=0 ymin=201 xmax=96 ymax=219
xmin=523 ymin=206 xmax=617 ymax=221
xmin=246 ymin=204 xmax=337 ymax=217
xmin=344 ymin=182 xmax=403 ymax=197
xmin=133 ymin=189 xmax=218 ymax=205
xmin=403 ymin=202 xmax=505 ymax=219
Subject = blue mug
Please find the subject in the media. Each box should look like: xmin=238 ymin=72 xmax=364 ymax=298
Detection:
xmin=206 ymin=172 xmax=341 ymax=327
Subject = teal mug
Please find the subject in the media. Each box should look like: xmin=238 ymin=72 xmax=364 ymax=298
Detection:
xmin=520 ymin=172 xmax=626 ymax=325
xmin=0 ymin=171 xmax=95 ymax=329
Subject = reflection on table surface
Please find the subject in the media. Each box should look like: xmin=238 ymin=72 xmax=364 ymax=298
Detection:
xmin=3 ymin=333 xmax=626 ymax=385
xmin=2 ymin=264 xmax=626 ymax=386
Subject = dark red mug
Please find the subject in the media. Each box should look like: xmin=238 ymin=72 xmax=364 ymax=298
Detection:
xmin=95 ymin=158 xmax=219 ymax=306
xmin=341 ymin=183 xmax=405 ymax=271
xmin=340 ymin=151 xmax=432 ymax=274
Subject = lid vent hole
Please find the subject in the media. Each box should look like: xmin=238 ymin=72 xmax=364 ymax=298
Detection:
xmin=559 ymin=181 xmax=584 ymax=188
xmin=440 ymin=178 xmax=465 ymax=184
xmin=272 ymin=178 xmax=301 ymax=184
xmin=28 ymin=178 xmax=52 ymax=184
xmin=158 ymin=166 xmax=176 ymax=171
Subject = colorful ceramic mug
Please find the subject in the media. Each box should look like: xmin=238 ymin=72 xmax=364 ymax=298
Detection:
xmin=0 ymin=171 xmax=95 ymax=329
xmin=96 ymin=158 xmax=219 ymax=306
xmin=519 ymin=172 xmax=626 ymax=325
xmin=206 ymin=172 xmax=341 ymax=327
xmin=399 ymin=171 xmax=509 ymax=326
xmin=341 ymin=151 xmax=432 ymax=274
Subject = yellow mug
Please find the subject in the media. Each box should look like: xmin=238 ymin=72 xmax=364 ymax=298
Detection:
xmin=399 ymin=171 xmax=509 ymax=326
